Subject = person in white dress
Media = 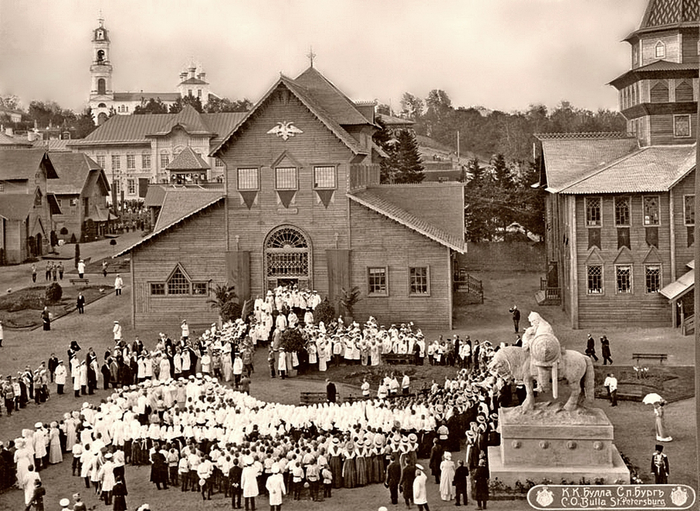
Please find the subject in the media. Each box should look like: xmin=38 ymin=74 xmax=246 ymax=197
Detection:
xmin=266 ymin=463 xmax=286 ymax=511
xmin=48 ymin=422 xmax=63 ymax=464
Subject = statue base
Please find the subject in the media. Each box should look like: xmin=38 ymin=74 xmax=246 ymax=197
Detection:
xmin=487 ymin=404 xmax=630 ymax=486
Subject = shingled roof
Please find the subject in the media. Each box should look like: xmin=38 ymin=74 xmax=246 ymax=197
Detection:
xmin=557 ymin=144 xmax=696 ymax=194
xmin=348 ymin=184 xmax=466 ymax=253
xmin=0 ymin=194 xmax=35 ymax=221
xmin=114 ymin=189 xmax=224 ymax=257
xmin=166 ymin=147 xmax=210 ymax=170
xmin=0 ymin=149 xmax=58 ymax=180
xmin=609 ymin=60 xmax=698 ymax=89
xmin=537 ymin=135 xmax=639 ymax=192
xmin=47 ymin=153 xmax=105 ymax=195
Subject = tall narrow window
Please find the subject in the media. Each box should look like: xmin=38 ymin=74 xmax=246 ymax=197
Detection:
xmin=655 ymin=41 xmax=665 ymax=58
xmin=614 ymin=197 xmax=630 ymax=226
xmin=587 ymin=265 xmax=603 ymax=294
xmin=160 ymin=153 xmax=170 ymax=169
xmin=586 ymin=197 xmax=601 ymax=227
xmin=409 ymin=267 xmax=429 ymax=295
xmin=111 ymin=155 xmax=120 ymax=171
xmin=96 ymin=155 xmax=106 ymax=168
xmin=674 ymin=115 xmax=691 ymax=138
xmin=127 ymin=179 xmax=135 ymax=195
xmin=615 ymin=265 xmax=632 ymax=294
xmin=167 ymin=267 xmax=190 ymax=295
xmin=645 ymin=265 xmax=661 ymax=293
xmin=126 ymin=154 xmax=136 ymax=170
xmin=643 ymin=196 xmax=660 ymax=225
xmin=368 ymin=267 xmax=388 ymax=296
xmin=685 ymin=195 xmax=695 ymax=225
xmin=142 ymin=154 xmax=151 ymax=169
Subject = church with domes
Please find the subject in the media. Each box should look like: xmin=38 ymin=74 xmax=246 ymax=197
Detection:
xmin=88 ymin=18 xmax=217 ymax=125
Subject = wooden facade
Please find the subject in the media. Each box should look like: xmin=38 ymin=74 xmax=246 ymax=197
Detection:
xmin=119 ymin=67 xmax=465 ymax=332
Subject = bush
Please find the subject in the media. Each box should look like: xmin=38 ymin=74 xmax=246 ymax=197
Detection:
xmin=74 ymin=242 xmax=80 ymax=268
xmin=221 ymin=301 xmax=242 ymax=323
xmin=313 ymin=298 xmax=336 ymax=326
xmin=60 ymin=227 xmax=69 ymax=235
xmin=71 ymin=234 xmax=78 ymax=244
xmin=280 ymin=328 xmax=305 ymax=353
xmin=45 ymin=282 xmax=63 ymax=304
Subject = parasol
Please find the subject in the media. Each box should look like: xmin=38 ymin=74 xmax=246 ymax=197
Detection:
xmin=642 ymin=393 xmax=664 ymax=405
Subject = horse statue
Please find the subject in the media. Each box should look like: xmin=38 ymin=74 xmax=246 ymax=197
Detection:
xmin=490 ymin=312 xmax=595 ymax=412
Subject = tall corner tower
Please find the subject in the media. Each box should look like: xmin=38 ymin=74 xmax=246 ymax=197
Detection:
xmin=89 ymin=17 xmax=114 ymax=125
xmin=610 ymin=0 xmax=700 ymax=147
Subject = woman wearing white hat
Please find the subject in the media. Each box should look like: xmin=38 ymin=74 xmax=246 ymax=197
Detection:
xmin=439 ymin=451 xmax=456 ymax=501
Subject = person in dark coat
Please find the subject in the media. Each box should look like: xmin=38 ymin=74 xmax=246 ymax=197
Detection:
xmin=651 ymin=444 xmax=669 ymax=484
xmin=585 ymin=334 xmax=598 ymax=361
xmin=229 ymin=458 xmax=243 ymax=509
xmin=428 ymin=438 xmax=443 ymax=484
xmin=41 ymin=307 xmax=51 ymax=331
xmin=112 ymin=476 xmax=128 ymax=511
xmin=150 ymin=449 xmax=169 ymax=490
xmin=399 ymin=460 xmax=416 ymax=508
xmin=76 ymin=293 xmax=86 ymax=314
xmin=472 ymin=458 xmax=489 ymax=510
xmin=385 ymin=453 xmax=402 ymax=505
xmin=600 ymin=336 xmax=613 ymax=365
xmin=509 ymin=306 xmax=520 ymax=333
xmin=454 ymin=459 xmax=469 ymax=506
xmin=101 ymin=361 xmax=112 ymax=390
xmin=326 ymin=379 xmax=337 ymax=403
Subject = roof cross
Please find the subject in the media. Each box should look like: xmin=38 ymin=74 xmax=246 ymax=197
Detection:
xmin=306 ymin=47 xmax=317 ymax=68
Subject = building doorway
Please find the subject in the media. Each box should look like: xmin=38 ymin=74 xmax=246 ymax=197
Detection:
xmin=264 ymin=225 xmax=311 ymax=291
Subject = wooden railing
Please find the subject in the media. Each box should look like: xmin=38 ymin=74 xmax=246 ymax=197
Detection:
xmin=454 ymin=272 xmax=483 ymax=303
xmin=543 ymin=287 xmax=560 ymax=301
xmin=682 ymin=313 xmax=694 ymax=336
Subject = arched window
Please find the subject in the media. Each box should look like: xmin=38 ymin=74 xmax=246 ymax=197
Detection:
xmin=97 ymin=78 xmax=106 ymax=95
xmin=96 ymin=49 xmax=105 ymax=63
xmin=264 ymin=226 xmax=312 ymax=290
xmin=98 ymin=103 xmax=106 ymax=108
xmin=655 ymin=41 xmax=665 ymax=59
xmin=97 ymin=112 xmax=108 ymax=125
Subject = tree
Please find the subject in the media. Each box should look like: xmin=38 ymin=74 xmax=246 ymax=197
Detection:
xmin=74 ymin=243 xmax=80 ymax=269
xmin=400 ymin=92 xmax=424 ymax=120
xmin=133 ymin=98 xmax=169 ymax=115
xmin=0 ymin=94 xmax=20 ymax=110
xmin=169 ymin=94 xmax=203 ymax=113
xmin=72 ymin=108 xmax=97 ymax=138
xmin=207 ymin=284 xmax=237 ymax=318
xmin=204 ymin=96 xmax=252 ymax=113
xmin=376 ymin=103 xmax=391 ymax=116
xmin=339 ymin=286 xmax=361 ymax=318
xmin=393 ymin=130 xmax=425 ymax=183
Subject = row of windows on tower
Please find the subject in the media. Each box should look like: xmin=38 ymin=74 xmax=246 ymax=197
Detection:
xmin=94 ymin=154 xmax=225 ymax=171
xmin=620 ymin=81 xmax=694 ymax=110
xmin=586 ymin=264 xmax=661 ymax=295
xmin=236 ymin=166 xmax=337 ymax=191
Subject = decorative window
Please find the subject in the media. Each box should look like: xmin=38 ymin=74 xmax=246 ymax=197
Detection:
xmin=684 ymin=195 xmax=695 ymax=225
xmin=215 ymin=158 xmax=225 ymax=167
xmin=587 ymin=265 xmax=603 ymax=295
xmin=645 ymin=265 xmax=661 ymax=294
xmin=313 ymin=166 xmax=336 ymax=189
xmin=150 ymin=283 xmax=165 ymax=295
xmin=651 ymin=82 xmax=669 ymax=103
xmin=111 ymin=155 xmax=120 ymax=171
xmin=655 ymin=41 xmax=665 ymax=59
xmin=409 ymin=267 xmax=430 ymax=295
xmin=126 ymin=154 xmax=136 ymax=170
xmin=643 ymin=196 xmax=660 ymax=225
xmin=160 ymin=152 xmax=170 ymax=169
xmin=676 ymin=81 xmax=694 ymax=102
xmin=615 ymin=265 xmax=632 ymax=294
xmin=585 ymin=197 xmax=601 ymax=227
xmin=368 ymin=267 xmax=388 ymax=296
xmin=614 ymin=196 xmax=630 ymax=226
xmin=275 ymin=167 xmax=297 ymax=190
xmin=674 ymin=114 xmax=691 ymax=138
xmin=167 ymin=267 xmax=190 ymax=295
xmin=142 ymin=153 xmax=151 ymax=169
xmin=237 ymin=168 xmax=259 ymax=191
xmin=95 ymin=155 xmax=106 ymax=168
xmin=127 ymin=179 xmax=136 ymax=195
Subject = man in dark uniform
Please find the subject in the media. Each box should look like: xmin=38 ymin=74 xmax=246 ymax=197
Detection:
xmin=454 ymin=459 xmax=469 ymax=506
xmin=509 ymin=305 xmax=520 ymax=333
xmin=326 ymin=379 xmax=337 ymax=403
xmin=229 ymin=458 xmax=243 ymax=509
xmin=651 ymin=444 xmax=669 ymax=484
xmin=385 ymin=454 xmax=402 ymax=505
xmin=399 ymin=460 xmax=416 ymax=508
xmin=585 ymin=334 xmax=598 ymax=361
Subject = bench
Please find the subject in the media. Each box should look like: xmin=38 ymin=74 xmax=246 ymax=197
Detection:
xmin=300 ymin=391 xmax=328 ymax=406
xmin=383 ymin=354 xmax=415 ymax=365
xmin=69 ymin=278 xmax=90 ymax=286
xmin=615 ymin=383 xmax=644 ymax=402
xmin=632 ymin=353 xmax=668 ymax=365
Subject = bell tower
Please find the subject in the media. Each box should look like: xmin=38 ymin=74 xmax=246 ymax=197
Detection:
xmin=89 ymin=17 xmax=114 ymax=125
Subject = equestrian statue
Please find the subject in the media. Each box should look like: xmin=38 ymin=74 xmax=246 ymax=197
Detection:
xmin=489 ymin=312 xmax=595 ymax=412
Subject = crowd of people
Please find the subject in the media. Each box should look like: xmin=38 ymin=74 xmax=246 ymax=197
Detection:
xmin=0 ymin=290 xmax=510 ymax=510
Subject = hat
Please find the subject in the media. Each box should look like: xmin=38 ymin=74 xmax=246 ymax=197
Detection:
xmin=72 ymin=493 xmax=81 ymax=500
xmin=415 ymin=464 xmax=424 ymax=471
xmin=60 ymin=498 xmax=71 ymax=507
xmin=444 ymin=452 xmax=451 ymax=460
xmin=655 ymin=444 xmax=664 ymax=452
xmin=114 ymin=320 xmax=119 ymax=323
xmin=35 ymin=422 xmax=42 ymax=428
xmin=245 ymin=456 xmax=254 ymax=466
xmin=271 ymin=463 xmax=280 ymax=473
xmin=105 ymin=453 xmax=113 ymax=459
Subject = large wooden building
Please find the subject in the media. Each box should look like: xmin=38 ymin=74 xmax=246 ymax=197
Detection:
xmin=117 ymin=66 xmax=466 ymax=331
xmin=538 ymin=0 xmax=699 ymax=329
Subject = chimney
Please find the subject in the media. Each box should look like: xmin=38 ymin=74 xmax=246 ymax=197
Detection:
xmin=198 ymin=72 xmax=206 ymax=81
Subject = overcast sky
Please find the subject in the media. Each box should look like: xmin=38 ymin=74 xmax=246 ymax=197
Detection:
xmin=0 ymin=0 xmax=647 ymax=114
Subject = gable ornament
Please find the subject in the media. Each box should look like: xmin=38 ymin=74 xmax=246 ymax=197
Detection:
xmin=267 ymin=121 xmax=303 ymax=141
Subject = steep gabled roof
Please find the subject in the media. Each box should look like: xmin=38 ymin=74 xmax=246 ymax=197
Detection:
xmin=348 ymin=184 xmax=466 ymax=253
xmin=211 ymin=69 xmax=369 ymax=158
xmin=47 ymin=152 xmax=103 ymax=195
xmin=558 ymin=144 xmax=695 ymax=194
xmin=0 ymin=149 xmax=58 ymax=180
xmin=144 ymin=185 xmax=167 ymax=208
xmin=537 ymin=135 xmax=639 ymax=192
xmin=640 ymin=0 xmax=699 ymax=29
xmin=166 ymin=147 xmax=210 ymax=170
xmin=114 ymin=189 xmax=224 ymax=257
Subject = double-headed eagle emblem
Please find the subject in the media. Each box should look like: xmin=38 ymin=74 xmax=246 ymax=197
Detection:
xmin=267 ymin=121 xmax=303 ymax=141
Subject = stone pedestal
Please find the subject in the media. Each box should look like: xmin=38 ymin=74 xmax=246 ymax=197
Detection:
xmin=488 ymin=404 xmax=630 ymax=486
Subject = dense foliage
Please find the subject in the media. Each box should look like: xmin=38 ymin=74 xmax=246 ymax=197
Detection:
xmin=280 ymin=327 xmax=305 ymax=353
xmin=45 ymin=283 xmax=63 ymax=304
xmin=313 ymin=299 xmax=336 ymax=326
